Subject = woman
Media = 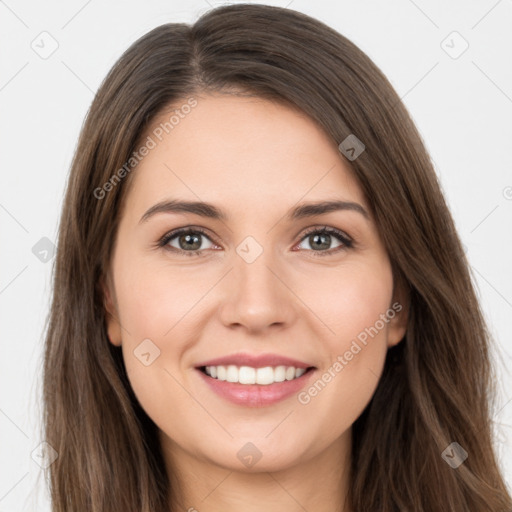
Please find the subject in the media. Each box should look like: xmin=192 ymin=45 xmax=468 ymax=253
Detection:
xmin=42 ymin=3 xmax=512 ymax=511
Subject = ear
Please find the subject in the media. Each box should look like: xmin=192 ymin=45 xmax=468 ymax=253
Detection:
xmin=100 ymin=274 xmax=123 ymax=347
xmin=386 ymin=281 xmax=409 ymax=348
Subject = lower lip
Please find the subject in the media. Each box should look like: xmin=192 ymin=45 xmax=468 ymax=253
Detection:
xmin=196 ymin=368 xmax=316 ymax=407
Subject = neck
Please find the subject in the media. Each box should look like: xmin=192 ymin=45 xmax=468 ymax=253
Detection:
xmin=161 ymin=429 xmax=353 ymax=512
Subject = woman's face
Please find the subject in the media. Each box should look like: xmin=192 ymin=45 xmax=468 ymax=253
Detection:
xmin=103 ymin=94 xmax=407 ymax=473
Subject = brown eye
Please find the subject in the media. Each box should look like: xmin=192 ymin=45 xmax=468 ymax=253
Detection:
xmin=296 ymin=226 xmax=353 ymax=257
xmin=159 ymin=228 xmax=215 ymax=256
xmin=157 ymin=225 xmax=353 ymax=258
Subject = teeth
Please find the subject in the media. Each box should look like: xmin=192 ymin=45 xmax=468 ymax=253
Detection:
xmin=217 ymin=366 xmax=226 ymax=381
xmin=203 ymin=365 xmax=307 ymax=385
xmin=274 ymin=366 xmax=286 ymax=382
xmin=239 ymin=366 xmax=256 ymax=384
xmin=226 ymin=365 xmax=238 ymax=383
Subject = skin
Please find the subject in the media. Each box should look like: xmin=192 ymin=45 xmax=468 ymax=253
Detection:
xmin=102 ymin=94 xmax=408 ymax=512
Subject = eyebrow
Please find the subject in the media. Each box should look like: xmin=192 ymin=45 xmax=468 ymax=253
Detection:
xmin=139 ymin=198 xmax=370 ymax=224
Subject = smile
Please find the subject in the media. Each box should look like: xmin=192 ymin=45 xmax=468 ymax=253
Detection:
xmin=201 ymin=365 xmax=308 ymax=385
xmin=197 ymin=367 xmax=316 ymax=407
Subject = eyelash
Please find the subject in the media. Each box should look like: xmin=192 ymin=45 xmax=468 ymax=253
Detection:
xmin=156 ymin=225 xmax=354 ymax=258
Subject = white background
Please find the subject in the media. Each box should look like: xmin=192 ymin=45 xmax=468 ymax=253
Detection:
xmin=1 ymin=0 xmax=511 ymax=509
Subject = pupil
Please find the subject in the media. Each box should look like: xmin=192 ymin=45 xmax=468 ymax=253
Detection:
xmin=311 ymin=233 xmax=329 ymax=250
xmin=181 ymin=233 xmax=201 ymax=250
xmin=178 ymin=232 xmax=331 ymax=252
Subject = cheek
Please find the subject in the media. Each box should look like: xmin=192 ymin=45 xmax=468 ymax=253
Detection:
xmin=294 ymin=262 xmax=393 ymax=433
xmin=115 ymin=270 xmax=196 ymax=440
xmin=113 ymin=241 xmax=394 ymax=453
xmin=112 ymin=254 xmax=213 ymax=427
xmin=114 ymin=252 xmax=203 ymax=345
xmin=299 ymin=259 xmax=394 ymax=346
xmin=297 ymin=337 xmax=388 ymax=444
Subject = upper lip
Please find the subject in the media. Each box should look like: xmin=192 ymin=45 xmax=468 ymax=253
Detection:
xmin=195 ymin=353 xmax=315 ymax=370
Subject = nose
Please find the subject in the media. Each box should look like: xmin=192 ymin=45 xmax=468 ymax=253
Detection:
xmin=217 ymin=241 xmax=298 ymax=334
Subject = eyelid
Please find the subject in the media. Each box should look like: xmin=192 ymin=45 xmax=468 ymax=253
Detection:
xmin=157 ymin=226 xmax=217 ymax=255
xmin=293 ymin=225 xmax=353 ymax=255
xmin=157 ymin=224 xmax=354 ymax=256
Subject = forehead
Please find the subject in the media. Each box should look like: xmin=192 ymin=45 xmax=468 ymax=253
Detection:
xmin=123 ymin=94 xmax=367 ymax=220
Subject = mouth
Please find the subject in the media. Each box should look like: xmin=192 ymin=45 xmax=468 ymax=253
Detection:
xmin=198 ymin=364 xmax=315 ymax=385
xmin=194 ymin=354 xmax=317 ymax=407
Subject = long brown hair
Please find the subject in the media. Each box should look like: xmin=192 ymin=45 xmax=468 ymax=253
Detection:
xmin=42 ymin=3 xmax=512 ymax=510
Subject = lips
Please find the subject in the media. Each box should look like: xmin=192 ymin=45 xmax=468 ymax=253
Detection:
xmin=195 ymin=353 xmax=317 ymax=407
xmin=195 ymin=353 xmax=313 ymax=369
